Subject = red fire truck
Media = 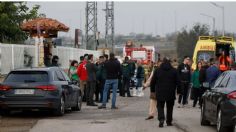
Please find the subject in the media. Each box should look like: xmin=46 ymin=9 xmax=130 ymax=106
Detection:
xmin=123 ymin=41 xmax=156 ymax=64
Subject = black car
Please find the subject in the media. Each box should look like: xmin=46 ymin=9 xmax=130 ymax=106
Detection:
xmin=0 ymin=67 xmax=82 ymax=116
xmin=201 ymin=71 xmax=236 ymax=132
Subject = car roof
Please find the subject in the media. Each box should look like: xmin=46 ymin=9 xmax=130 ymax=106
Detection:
xmin=11 ymin=67 xmax=62 ymax=72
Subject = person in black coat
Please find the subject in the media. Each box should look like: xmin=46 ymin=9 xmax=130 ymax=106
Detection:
xmin=151 ymin=57 xmax=181 ymax=128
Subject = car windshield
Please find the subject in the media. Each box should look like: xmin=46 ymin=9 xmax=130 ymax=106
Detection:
xmin=4 ymin=71 xmax=49 ymax=83
xmin=197 ymin=51 xmax=215 ymax=62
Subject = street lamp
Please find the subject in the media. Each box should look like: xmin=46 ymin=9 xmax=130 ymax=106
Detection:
xmin=211 ymin=2 xmax=225 ymax=36
xmin=200 ymin=13 xmax=215 ymax=36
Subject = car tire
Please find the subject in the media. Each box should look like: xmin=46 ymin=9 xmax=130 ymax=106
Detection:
xmin=201 ymin=102 xmax=210 ymax=126
xmin=53 ymin=96 xmax=65 ymax=116
xmin=217 ymin=109 xmax=228 ymax=132
xmin=72 ymin=94 xmax=82 ymax=111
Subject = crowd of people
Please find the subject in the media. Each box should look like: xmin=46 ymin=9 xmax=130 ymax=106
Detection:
xmin=68 ymin=53 xmax=145 ymax=109
xmin=66 ymin=50 xmax=234 ymax=128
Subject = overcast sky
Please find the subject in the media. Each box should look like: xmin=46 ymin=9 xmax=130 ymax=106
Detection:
xmin=27 ymin=2 xmax=236 ymax=37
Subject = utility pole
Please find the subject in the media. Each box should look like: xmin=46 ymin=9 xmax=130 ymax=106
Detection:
xmin=85 ymin=2 xmax=98 ymax=50
xmin=200 ymin=13 xmax=216 ymax=36
xmin=211 ymin=2 xmax=225 ymax=36
xmin=103 ymin=2 xmax=114 ymax=52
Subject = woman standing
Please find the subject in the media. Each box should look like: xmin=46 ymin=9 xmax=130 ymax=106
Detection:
xmin=191 ymin=62 xmax=202 ymax=107
xmin=143 ymin=60 xmax=162 ymax=120
xmin=69 ymin=60 xmax=79 ymax=83
xmin=136 ymin=60 xmax=145 ymax=97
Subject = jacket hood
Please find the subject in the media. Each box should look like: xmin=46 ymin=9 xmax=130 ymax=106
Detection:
xmin=160 ymin=62 xmax=172 ymax=71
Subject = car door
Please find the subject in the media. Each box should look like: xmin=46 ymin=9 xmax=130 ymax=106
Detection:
xmin=204 ymin=73 xmax=225 ymax=120
xmin=54 ymin=70 xmax=72 ymax=107
xmin=210 ymin=73 xmax=230 ymax=121
xmin=61 ymin=70 xmax=78 ymax=106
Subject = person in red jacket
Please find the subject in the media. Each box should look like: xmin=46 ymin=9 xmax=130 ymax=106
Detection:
xmin=77 ymin=54 xmax=88 ymax=98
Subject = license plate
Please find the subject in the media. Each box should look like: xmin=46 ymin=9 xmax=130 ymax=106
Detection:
xmin=15 ymin=89 xmax=34 ymax=95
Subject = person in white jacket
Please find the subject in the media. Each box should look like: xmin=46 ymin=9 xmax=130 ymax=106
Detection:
xmin=143 ymin=61 xmax=162 ymax=120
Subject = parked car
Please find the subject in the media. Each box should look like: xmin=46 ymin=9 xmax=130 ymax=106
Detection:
xmin=0 ymin=67 xmax=82 ymax=116
xmin=201 ymin=71 xmax=236 ymax=132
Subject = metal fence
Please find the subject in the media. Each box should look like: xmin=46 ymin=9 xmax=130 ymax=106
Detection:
xmin=0 ymin=43 xmax=102 ymax=75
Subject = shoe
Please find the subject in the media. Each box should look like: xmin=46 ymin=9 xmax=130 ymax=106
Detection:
xmin=98 ymin=105 xmax=106 ymax=109
xmin=111 ymin=106 xmax=118 ymax=109
xmin=127 ymin=95 xmax=133 ymax=97
xmin=177 ymin=104 xmax=181 ymax=108
xmin=167 ymin=122 xmax=173 ymax=126
xmin=159 ymin=122 xmax=164 ymax=128
xmin=87 ymin=103 xmax=98 ymax=106
xmin=145 ymin=116 xmax=154 ymax=120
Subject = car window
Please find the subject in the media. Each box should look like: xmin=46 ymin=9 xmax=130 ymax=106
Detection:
xmin=213 ymin=73 xmax=226 ymax=88
xmin=61 ymin=70 xmax=71 ymax=82
xmin=55 ymin=71 xmax=65 ymax=81
xmin=218 ymin=73 xmax=230 ymax=88
xmin=5 ymin=71 xmax=48 ymax=82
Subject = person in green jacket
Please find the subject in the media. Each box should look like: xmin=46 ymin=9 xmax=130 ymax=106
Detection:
xmin=191 ymin=62 xmax=202 ymax=107
xmin=69 ymin=60 xmax=79 ymax=82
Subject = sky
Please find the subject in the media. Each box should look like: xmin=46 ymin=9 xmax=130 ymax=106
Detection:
xmin=27 ymin=2 xmax=236 ymax=37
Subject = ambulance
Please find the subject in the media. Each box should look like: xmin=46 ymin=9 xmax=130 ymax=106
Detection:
xmin=192 ymin=36 xmax=235 ymax=70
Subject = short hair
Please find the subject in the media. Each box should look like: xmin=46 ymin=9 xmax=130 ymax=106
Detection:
xmin=80 ymin=56 xmax=84 ymax=61
xmin=109 ymin=53 xmax=115 ymax=59
xmin=99 ymin=56 xmax=104 ymax=59
xmin=184 ymin=56 xmax=190 ymax=59
xmin=125 ymin=56 xmax=129 ymax=61
xmin=88 ymin=54 xmax=93 ymax=60
xmin=71 ymin=60 xmax=78 ymax=66
xmin=104 ymin=54 xmax=109 ymax=60
xmin=163 ymin=57 xmax=170 ymax=63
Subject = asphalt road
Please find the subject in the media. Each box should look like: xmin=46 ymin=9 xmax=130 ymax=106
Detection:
xmin=0 ymin=90 xmax=216 ymax=132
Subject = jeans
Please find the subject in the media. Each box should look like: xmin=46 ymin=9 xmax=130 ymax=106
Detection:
xmin=136 ymin=78 xmax=144 ymax=88
xmin=102 ymin=79 xmax=118 ymax=108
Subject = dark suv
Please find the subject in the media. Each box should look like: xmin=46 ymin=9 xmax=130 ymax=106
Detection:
xmin=0 ymin=67 xmax=82 ymax=116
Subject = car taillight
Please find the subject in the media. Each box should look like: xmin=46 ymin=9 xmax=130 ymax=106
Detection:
xmin=0 ymin=85 xmax=11 ymax=91
xmin=227 ymin=92 xmax=236 ymax=99
xmin=36 ymin=85 xmax=57 ymax=91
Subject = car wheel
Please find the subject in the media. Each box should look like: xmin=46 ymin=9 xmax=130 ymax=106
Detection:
xmin=54 ymin=96 xmax=65 ymax=116
xmin=72 ymin=94 xmax=82 ymax=111
xmin=217 ymin=109 xmax=227 ymax=132
xmin=201 ymin=102 xmax=210 ymax=126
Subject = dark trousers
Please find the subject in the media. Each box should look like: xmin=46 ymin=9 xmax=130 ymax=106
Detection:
xmin=86 ymin=81 xmax=96 ymax=104
xmin=95 ymin=81 xmax=101 ymax=101
xmin=100 ymin=80 xmax=105 ymax=102
xmin=192 ymin=88 xmax=201 ymax=107
xmin=178 ymin=82 xmax=189 ymax=105
xmin=157 ymin=100 xmax=175 ymax=123
xmin=121 ymin=77 xmax=131 ymax=96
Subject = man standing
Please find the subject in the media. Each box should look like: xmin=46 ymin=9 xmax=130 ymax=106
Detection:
xmin=77 ymin=54 xmax=88 ymax=101
xmin=121 ymin=56 xmax=132 ymax=97
xmin=151 ymin=57 xmax=180 ymax=128
xmin=206 ymin=58 xmax=221 ymax=88
xmin=98 ymin=53 xmax=121 ymax=109
xmin=177 ymin=56 xmax=191 ymax=107
xmin=86 ymin=54 xmax=98 ymax=106
xmin=95 ymin=56 xmax=105 ymax=102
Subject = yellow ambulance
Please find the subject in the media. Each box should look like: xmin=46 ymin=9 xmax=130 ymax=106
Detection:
xmin=192 ymin=36 xmax=235 ymax=70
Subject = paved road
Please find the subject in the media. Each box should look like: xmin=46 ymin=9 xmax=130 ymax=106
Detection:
xmin=0 ymin=90 xmax=216 ymax=132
